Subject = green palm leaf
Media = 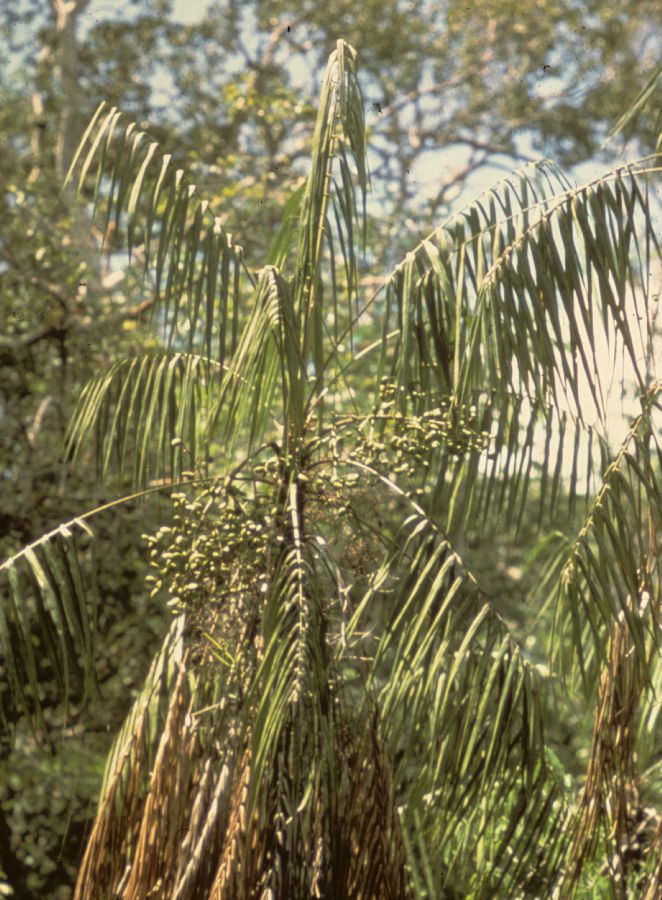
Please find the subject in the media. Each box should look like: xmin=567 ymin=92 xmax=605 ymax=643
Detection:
xmin=66 ymin=351 xmax=221 ymax=486
xmin=544 ymin=382 xmax=662 ymax=685
xmin=66 ymin=103 xmax=250 ymax=363
xmin=348 ymin=489 xmax=571 ymax=896
xmin=0 ymin=518 xmax=98 ymax=734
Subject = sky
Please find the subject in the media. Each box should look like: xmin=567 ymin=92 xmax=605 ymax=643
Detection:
xmin=173 ymin=0 xmax=208 ymax=23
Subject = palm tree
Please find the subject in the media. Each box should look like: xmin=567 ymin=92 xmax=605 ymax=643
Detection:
xmin=1 ymin=41 xmax=661 ymax=898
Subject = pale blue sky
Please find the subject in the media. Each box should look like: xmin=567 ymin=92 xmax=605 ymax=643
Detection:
xmin=173 ymin=0 xmax=208 ymax=23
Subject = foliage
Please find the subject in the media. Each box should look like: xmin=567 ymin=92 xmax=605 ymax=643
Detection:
xmin=2 ymin=36 xmax=662 ymax=899
xmin=0 ymin=5 xmax=174 ymax=891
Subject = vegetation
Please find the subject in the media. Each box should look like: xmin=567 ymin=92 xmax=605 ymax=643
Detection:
xmin=1 ymin=35 xmax=661 ymax=898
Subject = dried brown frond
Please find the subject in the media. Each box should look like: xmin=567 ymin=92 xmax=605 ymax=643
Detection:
xmin=208 ymin=748 xmax=253 ymax=899
xmin=171 ymin=758 xmax=233 ymax=900
xmin=121 ymin=662 xmax=195 ymax=898
xmin=74 ymin=672 xmax=157 ymax=899
xmin=562 ymin=592 xmax=654 ymax=898
xmin=75 ymin=658 xmax=225 ymax=900
xmin=337 ymin=711 xmax=413 ymax=900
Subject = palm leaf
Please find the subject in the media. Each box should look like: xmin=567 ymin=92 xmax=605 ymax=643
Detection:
xmin=66 ymin=351 xmax=222 ymax=487
xmin=209 ymin=265 xmax=292 ymax=453
xmin=66 ymin=104 xmax=250 ymax=362
xmin=377 ymin=159 xmax=569 ymax=403
xmin=345 ymin=474 xmax=573 ymax=896
xmin=74 ymin=615 xmax=186 ymax=897
xmin=458 ymin=163 xmax=660 ymax=415
xmin=291 ymin=40 xmax=368 ymax=426
xmin=543 ymin=382 xmax=662 ymax=685
xmin=0 ymin=517 xmax=98 ymax=735
xmin=378 ymin=154 xmax=660 ymax=452
xmin=0 ymin=481 xmax=198 ymax=737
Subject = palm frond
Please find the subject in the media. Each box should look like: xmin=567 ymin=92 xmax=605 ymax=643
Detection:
xmin=0 ymin=481 xmax=197 ymax=737
xmin=66 ymin=104 xmax=250 ymax=361
xmin=207 ymin=265 xmax=288 ymax=452
xmin=426 ymin=399 xmax=601 ymax=537
xmin=542 ymin=382 xmax=662 ymax=684
xmin=77 ymin=658 xmax=233 ymax=900
xmin=74 ymin=615 xmax=186 ymax=898
xmin=65 ymin=40 xmax=369 ymax=465
xmin=246 ymin=479 xmax=326 ymax=825
xmin=380 ymin=157 xmax=660 ymax=427
xmin=461 ymin=163 xmax=659 ymax=416
xmin=0 ymin=518 xmax=98 ymax=734
xmin=291 ymin=40 xmax=368 ymax=415
xmin=336 ymin=710 xmax=413 ymax=899
xmin=346 ymin=490 xmax=572 ymax=897
xmin=378 ymin=160 xmax=569 ymax=402
xmin=66 ymin=351 xmax=222 ymax=487
xmin=562 ymin=602 xmax=648 ymax=896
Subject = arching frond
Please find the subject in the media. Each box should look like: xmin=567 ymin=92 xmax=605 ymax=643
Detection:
xmin=66 ymin=104 xmax=249 ymax=361
xmin=378 ymin=159 xmax=569 ymax=402
xmin=460 ymin=164 xmax=659 ymax=416
xmin=0 ymin=518 xmax=98 ymax=735
xmin=350 ymin=508 xmax=571 ymax=897
xmin=66 ymin=351 xmax=221 ymax=487
xmin=381 ymin=157 xmax=660 ymax=426
xmin=544 ymin=382 xmax=662 ymax=685
xmin=0 ymin=480 xmax=198 ymax=738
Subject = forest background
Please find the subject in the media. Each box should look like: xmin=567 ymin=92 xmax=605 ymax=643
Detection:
xmin=1 ymin=0 xmax=662 ymax=895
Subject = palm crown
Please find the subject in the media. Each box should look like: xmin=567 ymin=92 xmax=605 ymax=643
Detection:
xmin=1 ymin=41 xmax=661 ymax=898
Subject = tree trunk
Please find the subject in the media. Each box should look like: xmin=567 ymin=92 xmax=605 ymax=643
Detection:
xmin=52 ymin=0 xmax=89 ymax=179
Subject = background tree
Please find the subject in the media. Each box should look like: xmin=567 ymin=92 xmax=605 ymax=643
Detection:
xmin=2 ymin=35 xmax=662 ymax=898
